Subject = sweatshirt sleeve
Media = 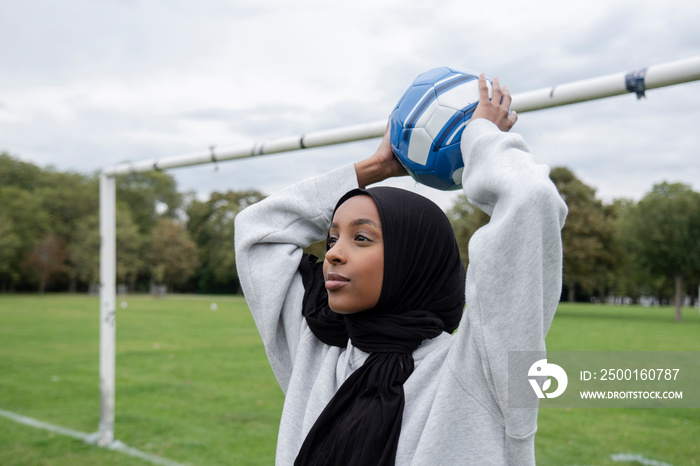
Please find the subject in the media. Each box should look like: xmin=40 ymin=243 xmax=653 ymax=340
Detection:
xmin=234 ymin=163 xmax=359 ymax=391
xmin=448 ymin=119 xmax=568 ymax=440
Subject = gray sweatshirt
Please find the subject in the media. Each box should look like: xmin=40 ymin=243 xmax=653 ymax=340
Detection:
xmin=234 ymin=119 xmax=567 ymax=465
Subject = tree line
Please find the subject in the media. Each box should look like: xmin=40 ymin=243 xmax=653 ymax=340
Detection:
xmin=0 ymin=153 xmax=263 ymax=295
xmin=448 ymin=167 xmax=700 ymax=321
xmin=1 ymin=153 xmax=699 ymax=319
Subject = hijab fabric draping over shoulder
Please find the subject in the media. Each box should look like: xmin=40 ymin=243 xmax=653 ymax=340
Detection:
xmin=296 ymin=186 xmax=466 ymax=466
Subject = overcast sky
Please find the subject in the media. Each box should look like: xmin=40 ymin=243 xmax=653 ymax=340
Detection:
xmin=1 ymin=0 xmax=699 ymax=210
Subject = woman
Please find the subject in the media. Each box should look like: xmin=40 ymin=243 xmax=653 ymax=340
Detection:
xmin=234 ymin=75 xmax=568 ymax=465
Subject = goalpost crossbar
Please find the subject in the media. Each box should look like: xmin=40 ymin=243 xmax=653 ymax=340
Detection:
xmin=101 ymin=56 xmax=700 ymax=177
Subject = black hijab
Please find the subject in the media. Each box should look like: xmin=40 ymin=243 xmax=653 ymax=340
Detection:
xmin=295 ymin=186 xmax=466 ymax=466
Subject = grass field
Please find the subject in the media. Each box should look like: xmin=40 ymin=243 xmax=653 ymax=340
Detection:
xmin=1 ymin=294 xmax=698 ymax=465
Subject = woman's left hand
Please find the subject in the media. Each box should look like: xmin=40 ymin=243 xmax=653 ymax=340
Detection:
xmin=471 ymin=74 xmax=518 ymax=132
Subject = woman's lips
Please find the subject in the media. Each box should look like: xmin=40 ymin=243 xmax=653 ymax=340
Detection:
xmin=325 ymin=272 xmax=349 ymax=291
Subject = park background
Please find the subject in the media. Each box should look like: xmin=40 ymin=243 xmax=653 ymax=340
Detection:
xmin=2 ymin=0 xmax=700 ymax=464
xmin=2 ymin=152 xmax=699 ymax=315
xmin=2 ymin=122 xmax=699 ymax=466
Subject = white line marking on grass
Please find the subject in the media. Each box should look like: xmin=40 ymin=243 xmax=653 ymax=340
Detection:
xmin=611 ymin=453 xmax=673 ymax=466
xmin=0 ymin=408 xmax=185 ymax=466
xmin=0 ymin=408 xmax=89 ymax=441
xmin=101 ymin=439 xmax=187 ymax=466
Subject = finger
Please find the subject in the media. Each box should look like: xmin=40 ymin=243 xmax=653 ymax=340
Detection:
xmin=477 ymin=74 xmax=490 ymax=104
xmin=491 ymin=77 xmax=502 ymax=104
xmin=509 ymin=110 xmax=518 ymax=126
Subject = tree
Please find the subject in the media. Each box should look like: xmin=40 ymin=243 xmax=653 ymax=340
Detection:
xmin=38 ymin=171 xmax=98 ymax=239
xmin=549 ymin=167 xmax=617 ymax=302
xmin=0 ymin=154 xmax=98 ymax=291
xmin=0 ymin=153 xmax=184 ymax=292
xmin=148 ymin=219 xmax=199 ymax=290
xmin=38 ymin=170 xmax=98 ymax=290
xmin=607 ymin=199 xmax=644 ymax=301
xmin=622 ymin=182 xmax=700 ymax=321
xmin=69 ymin=216 xmax=100 ymax=287
xmin=186 ymin=190 xmax=265 ymax=293
xmin=446 ymin=193 xmax=490 ymax=269
xmin=24 ymin=233 xmax=68 ymax=293
xmin=0 ymin=152 xmax=45 ymax=191
xmin=116 ymin=171 xmax=182 ymax=234
xmin=115 ymin=209 xmax=148 ymax=288
xmin=0 ymin=213 xmax=22 ymax=289
xmin=0 ymin=185 xmax=50 ymax=290
xmin=69 ymin=207 xmax=146 ymax=290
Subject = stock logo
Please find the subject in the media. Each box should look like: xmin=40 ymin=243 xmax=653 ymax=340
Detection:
xmin=528 ymin=359 xmax=568 ymax=399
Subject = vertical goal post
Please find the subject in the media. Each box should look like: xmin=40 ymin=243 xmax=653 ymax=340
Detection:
xmin=97 ymin=55 xmax=700 ymax=445
xmin=98 ymin=173 xmax=116 ymax=446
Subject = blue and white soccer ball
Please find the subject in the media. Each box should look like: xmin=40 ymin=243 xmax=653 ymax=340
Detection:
xmin=389 ymin=67 xmax=491 ymax=191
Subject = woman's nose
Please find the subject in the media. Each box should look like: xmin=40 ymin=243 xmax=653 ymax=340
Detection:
xmin=325 ymin=241 xmax=346 ymax=264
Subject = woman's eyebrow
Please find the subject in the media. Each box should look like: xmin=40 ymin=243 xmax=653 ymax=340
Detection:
xmin=330 ymin=218 xmax=380 ymax=229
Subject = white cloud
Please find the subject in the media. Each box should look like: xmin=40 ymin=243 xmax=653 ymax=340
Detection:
xmin=0 ymin=0 xmax=699 ymax=210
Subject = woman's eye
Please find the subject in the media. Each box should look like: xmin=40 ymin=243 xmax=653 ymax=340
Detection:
xmin=355 ymin=234 xmax=369 ymax=242
xmin=326 ymin=236 xmax=338 ymax=250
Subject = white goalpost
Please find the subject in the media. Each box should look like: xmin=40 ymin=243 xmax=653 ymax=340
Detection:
xmin=98 ymin=173 xmax=117 ymax=446
xmin=96 ymin=55 xmax=700 ymax=446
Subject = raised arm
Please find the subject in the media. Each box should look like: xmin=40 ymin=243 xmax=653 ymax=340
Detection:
xmin=449 ymin=76 xmax=568 ymax=444
xmin=234 ymin=164 xmax=358 ymax=389
xmin=234 ymin=126 xmax=406 ymax=390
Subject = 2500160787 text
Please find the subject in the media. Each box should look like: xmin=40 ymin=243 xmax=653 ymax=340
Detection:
xmin=580 ymin=369 xmax=680 ymax=381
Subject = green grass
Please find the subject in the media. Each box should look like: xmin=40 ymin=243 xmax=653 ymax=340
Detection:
xmin=0 ymin=294 xmax=282 ymax=465
xmin=0 ymin=296 xmax=698 ymax=465
xmin=539 ymin=303 xmax=700 ymax=465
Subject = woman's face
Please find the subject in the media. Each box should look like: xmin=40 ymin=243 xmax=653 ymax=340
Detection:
xmin=323 ymin=195 xmax=384 ymax=314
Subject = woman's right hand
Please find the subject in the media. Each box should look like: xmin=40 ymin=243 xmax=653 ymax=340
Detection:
xmin=355 ymin=123 xmax=408 ymax=188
